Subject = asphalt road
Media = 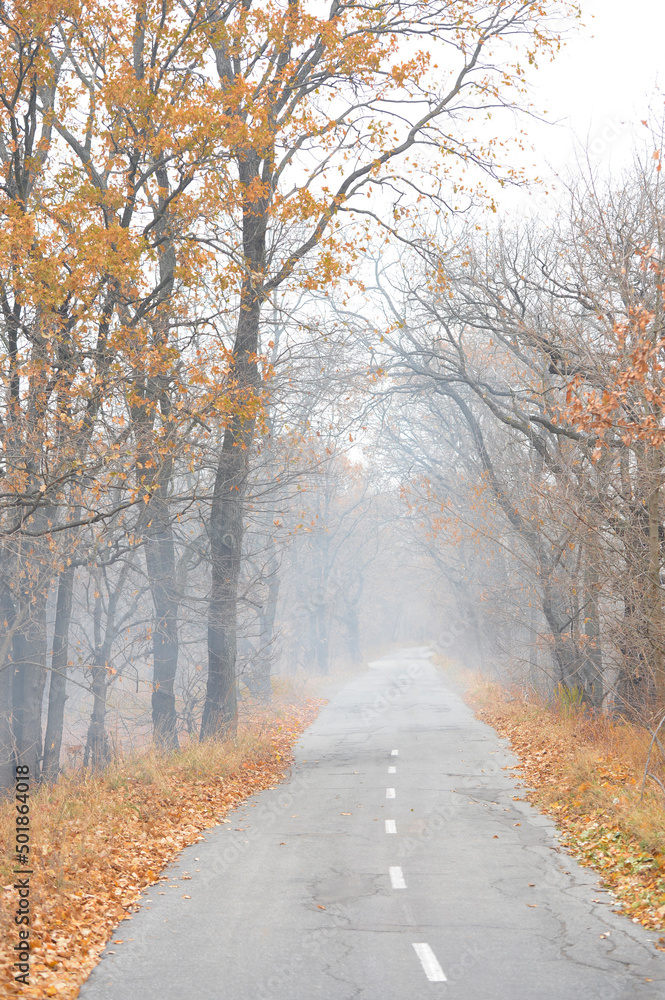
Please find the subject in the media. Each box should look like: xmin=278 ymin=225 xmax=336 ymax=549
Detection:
xmin=80 ymin=648 xmax=665 ymax=999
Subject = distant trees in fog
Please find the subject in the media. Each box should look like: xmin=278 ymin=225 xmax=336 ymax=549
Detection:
xmin=374 ymin=136 xmax=665 ymax=719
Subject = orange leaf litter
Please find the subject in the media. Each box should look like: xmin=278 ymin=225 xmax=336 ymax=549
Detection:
xmin=0 ymin=698 xmax=324 ymax=999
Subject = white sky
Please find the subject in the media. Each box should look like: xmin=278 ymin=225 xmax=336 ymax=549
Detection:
xmin=503 ymin=0 xmax=665 ymax=216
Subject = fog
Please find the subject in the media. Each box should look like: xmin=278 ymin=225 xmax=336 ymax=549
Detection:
xmin=3 ymin=0 xmax=665 ymax=792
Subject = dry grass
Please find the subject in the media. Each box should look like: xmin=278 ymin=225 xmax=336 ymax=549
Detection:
xmin=439 ymin=659 xmax=665 ymax=934
xmin=0 ymin=690 xmax=324 ymax=999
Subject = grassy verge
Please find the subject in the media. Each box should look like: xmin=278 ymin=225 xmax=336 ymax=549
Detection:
xmin=0 ymin=693 xmax=324 ymax=999
xmin=437 ymin=659 xmax=665 ymax=937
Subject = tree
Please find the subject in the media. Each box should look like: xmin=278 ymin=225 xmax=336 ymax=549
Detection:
xmin=200 ymin=0 xmax=579 ymax=734
xmin=0 ymin=0 xmax=580 ymax=785
xmin=368 ymin=132 xmax=665 ymax=715
xmin=0 ymin=0 xmax=231 ymax=779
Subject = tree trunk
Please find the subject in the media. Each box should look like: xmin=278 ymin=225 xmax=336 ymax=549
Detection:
xmin=43 ymin=565 xmax=75 ymax=780
xmin=541 ymin=577 xmax=582 ymax=692
xmin=202 ymin=150 xmax=266 ymax=738
xmin=253 ymin=538 xmax=280 ymax=700
xmin=451 ymin=575 xmax=484 ymax=669
xmin=11 ymin=590 xmax=47 ymax=780
xmin=647 ymin=447 xmax=665 ymax=705
xmin=145 ymin=502 xmax=180 ymax=750
xmin=0 ymin=584 xmax=17 ymax=790
xmin=203 ymin=433 xmax=248 ymax=736
xmin=616 ymin=482 xmax=651 ymax=711
xmin=202 ymin=297 xmax=260 ymax=738
xmin=142 ymin=169 xmax=181 ymax=749
xmin=82 ymin=563 xmax=133 ymax=769
xmin=527 ymin=597 xmax=540 ymax=690
xmin=345 ymin=605 xmax=361 ymax=665
xmin=83 ymin=662 xmax=111 ymax=771
xmin=582 ymin=549 xmax=603 ymax=709
xmin=303 ymin=596 xmax=318 ymax=668
xmin=0 ymin=662 xmax=13 ymax=791
xmin=314 ymin=585 xmax=328 ymax=674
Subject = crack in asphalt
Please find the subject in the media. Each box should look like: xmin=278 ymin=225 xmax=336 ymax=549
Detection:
xmin=77 ymin=649 xmax=665 ymax=1000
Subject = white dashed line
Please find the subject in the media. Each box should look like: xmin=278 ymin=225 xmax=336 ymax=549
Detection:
xmin=412 ymin=943 xmax=447 ymax=982
xmin=388 ymin=765 xmax=396 ymax=774
xmin=389 ymin=866 xmax=406 ymax=889
xmin=385 ymin=819 xmax=396 ymax=834
xmin=391 ymin=749 xmax=399 ymax=756
xmin=386 ymin=787 xmax=395 ymax=798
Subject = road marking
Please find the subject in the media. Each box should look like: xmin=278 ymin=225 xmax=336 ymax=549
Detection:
xmin=388 ymin=765 xmax=396 ymax=773
xmin=412 ymin=943 xmax=447 ymax=982
xmin=386 ymin=787 xmax=395 ymax=798
xmin=391 ymin=749 xmax=399 ymax=756
xmin=385 ymin=819 xmax=396 ymax=834
xmin=389 ymin=866 xmax=406 ymax=889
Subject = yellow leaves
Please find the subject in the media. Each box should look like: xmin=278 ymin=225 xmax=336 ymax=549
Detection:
xmin=557 ymin=301 xmax=665 ymax=451
xmin=0 ymin=697 xmax=325 ymax=997
xmin=472 ymin=686 xmax=665 ymax=931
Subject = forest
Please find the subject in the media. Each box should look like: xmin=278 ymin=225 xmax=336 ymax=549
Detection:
xmin=1 ymin=0 xmax=664 ymax=795
xmin=5 ymin=2 xmax=665 ymax=996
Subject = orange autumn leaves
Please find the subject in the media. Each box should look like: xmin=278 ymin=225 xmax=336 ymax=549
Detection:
xmin=563 ymin=306 xmax=665 ymax=451
xmin=556 ymin=242 xmax=665 ymax=452
xmin=0 ymin=0 xmax=581 ymax=518
xmin=469 ymin=684 xmax=665 ymax=932
xmin=0 ymin=698 xmax=324 ymax=999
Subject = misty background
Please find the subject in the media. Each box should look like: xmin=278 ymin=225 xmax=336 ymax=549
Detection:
xmin=2 ymin=0 xmax=665 ymax=788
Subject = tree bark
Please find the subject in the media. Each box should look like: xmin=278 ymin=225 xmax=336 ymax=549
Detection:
xmin=540 ymin=576 xmax=584 ymax=692
xmin=145 ymin=499 xmax=180 ymax=750
xmin=202 ymin=149 xmax=265 ymax=739
xmin=647 ymin=446 xmax=665 ymax=705
xmin=582 ymin=548 xmax=603 ymax=709
xmin=202 ymin=295 xmax=261 ymax=738
xmin=345 ymin=605 xmax=361 ymax=666
xmin=83 ymin=582 xmax=112 ymax=771
xmin=252 ymin=537 xmax=280 ymax=700
xmin=0 ymin=585 xmax=16 ymax=790
xmin=314 ymin=584 xmax=328 ymax=674
xmin=83 ymin=661 xmax=111 ymax=771
xmin=0 ymin=662 xmax=13 ymax=790
xmin=11 ymin=590 xmax=48 ymax=780
xmin=43 ymin=564 xmax=75 ymax=780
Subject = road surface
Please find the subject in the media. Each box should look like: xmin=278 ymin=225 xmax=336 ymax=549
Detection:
xmin=80 ymin=648 xmax=665 ymax=999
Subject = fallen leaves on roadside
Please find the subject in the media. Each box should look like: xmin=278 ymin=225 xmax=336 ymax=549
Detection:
xmin=470 ymin=690 xmax=665 ymax=932
xmin=0 ymin=698 xmax=324 ymax=998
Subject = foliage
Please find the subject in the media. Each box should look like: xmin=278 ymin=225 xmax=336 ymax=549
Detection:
xmin=463 ymin=671 xmax=665 ymax=933
xmin=0 ymin=694 xmax=323 ymax=998
xmin=366 ymin=140 xmax=665 ymax=713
